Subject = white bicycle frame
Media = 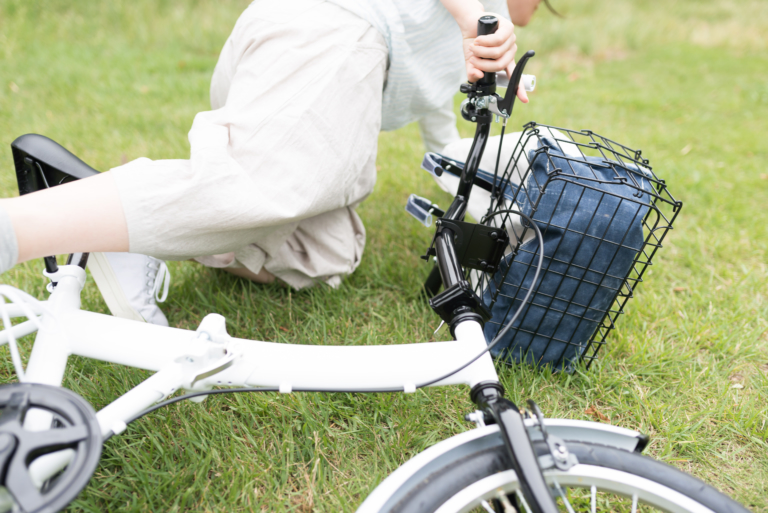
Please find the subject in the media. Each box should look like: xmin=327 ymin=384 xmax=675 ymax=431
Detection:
xmin=1 ymin=264 xmax=499 ymax=491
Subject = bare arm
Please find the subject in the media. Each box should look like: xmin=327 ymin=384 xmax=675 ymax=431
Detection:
xmin=507 ymin=0 xmax=542 ymax=27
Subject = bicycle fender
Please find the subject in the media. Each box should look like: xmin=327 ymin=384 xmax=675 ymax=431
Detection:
xmin=357 ymin=419 xmax=647 ymax=513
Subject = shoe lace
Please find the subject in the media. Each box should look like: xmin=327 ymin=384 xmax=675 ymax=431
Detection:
xmin=146 ymin=259 xmax=171 ymax=303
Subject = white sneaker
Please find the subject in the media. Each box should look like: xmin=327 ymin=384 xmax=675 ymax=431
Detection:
xmin=88 ymin=252 xmax=171 ymax=326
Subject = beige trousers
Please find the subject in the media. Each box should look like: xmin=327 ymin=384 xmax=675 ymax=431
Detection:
xmin=111 ymin=0 xmax=388 ymax=288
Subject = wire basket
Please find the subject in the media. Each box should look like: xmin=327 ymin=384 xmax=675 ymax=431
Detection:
xmin=471 ymin=122 xmax=681 ymax=371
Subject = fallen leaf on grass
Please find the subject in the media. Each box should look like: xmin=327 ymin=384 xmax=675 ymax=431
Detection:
xmin=731 ymin=384 xmax=744 ymax=389
xmin=760 ymin=174 xmax=768 ymax=180
xmin=673 ymin=286 xmax=687 ymax=293
xmin=585 ymin=405 xmax=609 ymax=422
xmin=680 ymin=144 xmax=692 ymax=155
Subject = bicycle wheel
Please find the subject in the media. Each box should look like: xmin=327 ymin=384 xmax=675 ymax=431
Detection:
xmin=385 ymin=439 xmax=750 ymax=513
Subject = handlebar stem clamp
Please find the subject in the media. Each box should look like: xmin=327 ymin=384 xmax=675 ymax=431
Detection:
xmin=428 ymin=280 xmax=492 ymax=327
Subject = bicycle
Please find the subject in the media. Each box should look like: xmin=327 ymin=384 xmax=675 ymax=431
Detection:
xmin=0 ymin=16 xmax=752 ymax=513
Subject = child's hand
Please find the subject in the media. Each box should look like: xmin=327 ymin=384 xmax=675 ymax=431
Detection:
xmin=463 ymin=15 xmax=529 ymax=103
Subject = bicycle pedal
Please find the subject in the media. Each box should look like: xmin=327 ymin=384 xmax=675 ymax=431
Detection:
xmin=405 ymin=194 xmax=443 ymax=227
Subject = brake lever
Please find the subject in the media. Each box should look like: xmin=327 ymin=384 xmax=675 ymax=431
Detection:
xmin=497 ymin=50 xmax=536 ymax=119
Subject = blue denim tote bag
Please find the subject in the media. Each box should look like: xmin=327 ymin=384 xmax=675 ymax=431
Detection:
xmin=482 ymin=137 xmax=654 ymax=370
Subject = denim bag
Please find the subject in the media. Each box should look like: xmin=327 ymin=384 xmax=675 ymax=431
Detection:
xmin=482 ymin=137 xmax=653 ymax=371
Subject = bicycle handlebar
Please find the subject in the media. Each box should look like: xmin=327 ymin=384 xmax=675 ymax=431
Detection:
xmin=476 ymin=15 xmax=499 ymax=87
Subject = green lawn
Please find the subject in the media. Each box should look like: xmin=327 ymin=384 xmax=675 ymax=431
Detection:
xmin=1 ymin=0 xmax=767 ymax=511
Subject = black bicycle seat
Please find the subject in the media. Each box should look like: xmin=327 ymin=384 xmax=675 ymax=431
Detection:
xmin=11 ymin=134 xmax=99 ymax=195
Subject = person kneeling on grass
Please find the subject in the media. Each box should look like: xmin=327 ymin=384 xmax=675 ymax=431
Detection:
xmin=0 ymin=0 xmax=542 ymax=325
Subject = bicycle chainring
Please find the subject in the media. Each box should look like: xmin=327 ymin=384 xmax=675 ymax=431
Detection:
xmin=0 ymin=383 xmax=102 ymax=513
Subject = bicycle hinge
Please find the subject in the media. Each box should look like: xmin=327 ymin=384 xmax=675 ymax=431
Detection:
xmin=189 ymin=349 xmax=236 ymax=388
xmin=174 ymin=314 xmax=240 ymax=401
xmin=175 ymin=345 xmax=237 ymax=389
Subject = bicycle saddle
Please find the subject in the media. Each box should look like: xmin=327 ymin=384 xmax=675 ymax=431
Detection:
xmin=11 ymin=134 xmax=99 ymax=196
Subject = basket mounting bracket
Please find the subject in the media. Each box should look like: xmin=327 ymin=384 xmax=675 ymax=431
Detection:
xmin=422 ymin=218 xmax=509 ymax=274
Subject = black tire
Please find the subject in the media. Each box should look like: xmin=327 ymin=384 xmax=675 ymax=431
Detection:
xmin=388 ymin=439 xmax=751 ymax=513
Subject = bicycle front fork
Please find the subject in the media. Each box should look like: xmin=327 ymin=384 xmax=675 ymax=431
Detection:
xmin=470 ymin=382 xmax=560 ymax=513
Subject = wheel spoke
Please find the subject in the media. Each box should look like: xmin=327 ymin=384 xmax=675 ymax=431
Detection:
xmin=591 ymin=484 xmax=596 ymax=513
xmin=552 ymin=479 xmax=576 ymax=513
xmin=631 ymin=493 xmax=638 ymax=513
xmin=514 ymin=490 xmax=532 ymax=513
xmin=497 ymin=493 xmax=516 ymax=513
xmin=480 ymin=499 xmax=495 ymax=513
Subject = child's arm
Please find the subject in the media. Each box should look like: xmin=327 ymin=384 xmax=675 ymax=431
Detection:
xmin=440 ymin=0 xmax=529 ymax=102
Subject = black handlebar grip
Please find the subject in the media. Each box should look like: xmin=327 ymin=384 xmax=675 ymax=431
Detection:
xmin=476 ymin=15 xmax=498 ymax=86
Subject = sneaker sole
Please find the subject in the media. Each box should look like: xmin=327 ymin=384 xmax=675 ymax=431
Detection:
xmin=87 ymin=252 xmax=146 ymax=323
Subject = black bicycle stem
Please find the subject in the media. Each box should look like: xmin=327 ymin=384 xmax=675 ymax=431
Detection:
xmin=435 ymin=17 xmax=496 ymax=289
xmin=431 ymin=16 xmax=558 ymax=513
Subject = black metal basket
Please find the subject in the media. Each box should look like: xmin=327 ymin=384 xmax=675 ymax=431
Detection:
xmin=471 ymin=122 xmax=681 ymax=371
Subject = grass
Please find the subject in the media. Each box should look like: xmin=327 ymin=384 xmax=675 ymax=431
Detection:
xmin=1 ymin=0 xmax=767 ymax=511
